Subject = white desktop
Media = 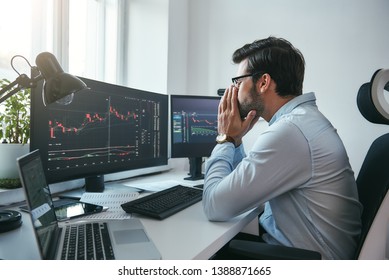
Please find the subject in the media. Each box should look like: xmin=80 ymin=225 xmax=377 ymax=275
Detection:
xmin=0 ymin=163 xmax=260 ymax=260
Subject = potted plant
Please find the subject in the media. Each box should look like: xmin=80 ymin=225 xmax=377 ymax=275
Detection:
xmin=0 ymin=78 xmax=30 ymax=189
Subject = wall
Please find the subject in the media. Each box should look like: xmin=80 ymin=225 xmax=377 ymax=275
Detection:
xmin=172 ymin=0 xmax=389 ymax=175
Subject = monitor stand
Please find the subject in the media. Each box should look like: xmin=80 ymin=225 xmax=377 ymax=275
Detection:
xmin=184 ymin=157 xmax=204 ymax=181
xmin=85 ymin=174 xmax=105 ymax=192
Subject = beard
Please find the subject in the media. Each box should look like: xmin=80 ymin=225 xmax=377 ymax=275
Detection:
xmin=237 ymin=85 xmax=265 ymax=119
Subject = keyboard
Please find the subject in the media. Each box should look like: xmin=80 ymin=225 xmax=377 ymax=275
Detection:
xmin=61 ymin=222 xmax=115 ymax=260
xmin=121 ymin=185 xmax=203 ymax=220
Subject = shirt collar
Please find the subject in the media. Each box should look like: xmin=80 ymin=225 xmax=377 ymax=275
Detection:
xmin=268 ymin=92 xmax=316 ymax=125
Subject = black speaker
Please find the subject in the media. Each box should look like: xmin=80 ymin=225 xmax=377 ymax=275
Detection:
xmin=0 ymin=210 xmax=22 ymax=233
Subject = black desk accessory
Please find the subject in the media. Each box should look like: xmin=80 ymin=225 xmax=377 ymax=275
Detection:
xmin=0 ymin=209 xmax=22 ymax=233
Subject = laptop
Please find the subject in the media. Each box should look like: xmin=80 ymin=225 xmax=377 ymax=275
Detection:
xmin=17 ymin=149 xmax=161 ymax=260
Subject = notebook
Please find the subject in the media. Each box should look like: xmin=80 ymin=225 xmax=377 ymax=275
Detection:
xmin=17 ymin=149 xmax=161 ymax=260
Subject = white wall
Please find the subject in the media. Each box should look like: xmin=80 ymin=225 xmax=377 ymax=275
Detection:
xmin=168 ymin=0 xmax=389 ymax=175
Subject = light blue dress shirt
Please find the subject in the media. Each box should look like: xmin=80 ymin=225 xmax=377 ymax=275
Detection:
xmin=203 ymin=92 xmax=362 ymax=259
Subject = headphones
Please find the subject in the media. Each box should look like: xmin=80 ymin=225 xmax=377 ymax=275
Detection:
xmin=357 ymin=69 xmax=389 ymax=124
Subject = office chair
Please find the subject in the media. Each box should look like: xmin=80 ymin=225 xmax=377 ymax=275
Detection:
xmin=228 ymin=69 xmax=389 ymax=260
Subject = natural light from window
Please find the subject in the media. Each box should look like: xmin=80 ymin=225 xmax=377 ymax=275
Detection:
xmin=0 ymin=1 xmax=33 ymax=80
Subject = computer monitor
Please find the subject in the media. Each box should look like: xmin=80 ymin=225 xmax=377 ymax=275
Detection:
xmin=30 ymin=76 xmax=168 ymax=192
xmin=170 ymin=94 xmax=220 ymax=180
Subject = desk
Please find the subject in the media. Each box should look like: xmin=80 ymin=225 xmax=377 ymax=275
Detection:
xmin=0 ymin=169 xmax=260 ymax=260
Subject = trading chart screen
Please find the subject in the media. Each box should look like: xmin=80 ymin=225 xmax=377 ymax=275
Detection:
xmin=30 ymin=77 xmax=168 ymax=184
xmin=170 ymin=95 xmax=220 ymax=158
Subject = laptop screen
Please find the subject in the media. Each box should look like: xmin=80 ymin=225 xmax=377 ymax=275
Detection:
xmin=18 ymin=149 xmax=60 ymax=259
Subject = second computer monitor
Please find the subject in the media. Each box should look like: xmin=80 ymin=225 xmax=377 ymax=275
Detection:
xmin=170 ymin=94 xmax=220 ymax=180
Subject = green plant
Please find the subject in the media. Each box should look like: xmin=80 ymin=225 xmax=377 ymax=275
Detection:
xmin=0 ymin=178 xmax=21 ymax=189
xmin=0 ymin=78 xmax=31 ymax=144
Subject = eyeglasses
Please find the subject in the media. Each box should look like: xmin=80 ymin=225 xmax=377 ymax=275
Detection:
xmin=231 ymin=72 xmax=264 ymax=88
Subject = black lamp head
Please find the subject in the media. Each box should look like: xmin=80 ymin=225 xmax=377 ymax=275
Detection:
xmin=35 ymin=52 xmax=88 ymax=105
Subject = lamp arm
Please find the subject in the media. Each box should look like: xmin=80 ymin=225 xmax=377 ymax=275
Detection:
xmin=0 ymin=78 xmax=22 ymax=104
xmin=0 ymin=69 xmax=43 ymax=104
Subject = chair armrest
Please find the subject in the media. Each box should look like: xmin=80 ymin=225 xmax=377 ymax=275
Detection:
xmin=229 ymin=240 xmax=322 ymax=260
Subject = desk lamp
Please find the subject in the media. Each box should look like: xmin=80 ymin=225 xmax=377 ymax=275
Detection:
xmin=0 ymin=52 xmax=88 ymax=234
xmin=0 ymin=52 xmax=88 ymax=105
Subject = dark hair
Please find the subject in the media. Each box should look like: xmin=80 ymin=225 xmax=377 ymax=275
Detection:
xmin=232 ymin=37 xmax=305 ymax=96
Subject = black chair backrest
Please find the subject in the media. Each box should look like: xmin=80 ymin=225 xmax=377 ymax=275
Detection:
xmin=357 ymin=69 xmax=389 ymax=125
xmin=354 ymin=68 xmax=389 ymax=258
xmin=354 ymin=133 xmax=389 ymax=258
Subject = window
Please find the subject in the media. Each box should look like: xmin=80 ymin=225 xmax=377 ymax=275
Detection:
xmin=0 ymin=0 xmax=53 ymax=80
xmin=1 ymin=0 xmax=168 ymax=94
xmin=68 ymin=0 xmax=126 ymax=84
xmin=0 ymin=0 xmax=124 ymax=84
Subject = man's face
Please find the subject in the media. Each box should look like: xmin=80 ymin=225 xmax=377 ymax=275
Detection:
xmin=235 ymin=59 xmax=265 ymax=119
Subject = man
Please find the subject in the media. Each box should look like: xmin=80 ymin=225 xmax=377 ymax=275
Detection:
xmin=202 ymin=37 xmax=362 ymax=260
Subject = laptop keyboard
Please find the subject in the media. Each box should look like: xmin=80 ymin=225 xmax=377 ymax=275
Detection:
xmin=61 ymin=222 xmax=115 ymax=260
